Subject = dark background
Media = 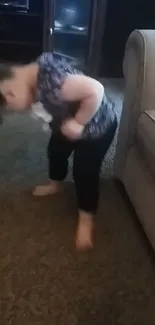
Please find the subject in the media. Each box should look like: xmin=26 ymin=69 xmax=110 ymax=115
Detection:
xmin=0 ymin=0 xmax=155 ymax=77
xmin=101 ymin=0 xmax=155 ymax=77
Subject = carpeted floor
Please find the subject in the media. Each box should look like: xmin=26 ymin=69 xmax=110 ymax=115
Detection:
xmin=0 ymin=181 xmax=155 ymax=325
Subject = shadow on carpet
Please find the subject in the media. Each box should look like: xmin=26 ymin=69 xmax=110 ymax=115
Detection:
xmin=0 ymin=181 xmax=155 ymax=325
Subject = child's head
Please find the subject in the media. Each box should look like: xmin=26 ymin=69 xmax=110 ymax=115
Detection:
xmin=0 ymin=62 xmax=38 ymax=120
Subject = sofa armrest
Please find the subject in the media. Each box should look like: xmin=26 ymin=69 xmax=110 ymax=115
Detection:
xmin=114 ymin=29 xmax=155 ymax=179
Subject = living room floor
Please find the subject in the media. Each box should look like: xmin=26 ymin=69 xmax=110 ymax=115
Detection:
xmin=1 ymin=181 xmax=155 ymax=325
xmin=1 ymin=79 xmax=155 ymax=325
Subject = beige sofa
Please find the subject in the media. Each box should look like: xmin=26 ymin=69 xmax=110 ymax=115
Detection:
xmin=114 ymin=29 xmax=155 ymax=250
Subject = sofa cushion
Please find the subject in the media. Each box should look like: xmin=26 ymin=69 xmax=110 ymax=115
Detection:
xmin=137 ymin=110 xmax=155 ymax=177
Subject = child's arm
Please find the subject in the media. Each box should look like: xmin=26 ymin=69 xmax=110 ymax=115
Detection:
xmin=60 ymin=75 xmax=104 ymax=126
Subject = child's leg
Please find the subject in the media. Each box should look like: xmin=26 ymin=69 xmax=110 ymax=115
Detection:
xmin=73 ymin=117 xmax=117 ymax=250
xmin=33 ymin=133 xmax=74 ymax=196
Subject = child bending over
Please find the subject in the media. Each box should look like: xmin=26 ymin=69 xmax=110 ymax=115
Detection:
xmin=0 ymin=53 xmax=117 ymax=250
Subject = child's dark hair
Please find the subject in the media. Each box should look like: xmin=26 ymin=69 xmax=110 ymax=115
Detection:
xmin=0 ymin=62 xmax=14 ymax=123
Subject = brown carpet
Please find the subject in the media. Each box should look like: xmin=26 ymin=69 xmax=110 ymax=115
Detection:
xmin=0 ymin=181 xmax=155 ymax=325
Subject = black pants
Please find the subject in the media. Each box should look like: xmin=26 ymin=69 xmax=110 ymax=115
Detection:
xmin=48 ymin=118 xmax=117 ymax=214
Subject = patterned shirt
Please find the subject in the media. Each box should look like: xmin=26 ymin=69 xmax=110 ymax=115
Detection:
xmin=34 ymin=52 xmax=116 ymax=139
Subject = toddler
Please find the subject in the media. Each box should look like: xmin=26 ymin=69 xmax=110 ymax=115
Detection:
xmin=0 ymin=53 xmax=117 ymax=250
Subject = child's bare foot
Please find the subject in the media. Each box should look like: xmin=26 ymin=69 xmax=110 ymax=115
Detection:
xmin=76 ymin=211 xmax=94 ymax=251
xmin=33 ymin=180 xmax=62 ymax=197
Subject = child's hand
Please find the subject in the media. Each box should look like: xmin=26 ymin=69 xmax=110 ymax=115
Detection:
xmin=61 ymin=118 xmax=84 ymax=140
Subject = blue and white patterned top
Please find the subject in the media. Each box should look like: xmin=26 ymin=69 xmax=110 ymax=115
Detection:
xmin=34 ymin=52 xmax=116 ymax=139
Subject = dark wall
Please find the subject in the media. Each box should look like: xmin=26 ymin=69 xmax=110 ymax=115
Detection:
xmin=101 ymin=0 xmax=155 ymax=77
